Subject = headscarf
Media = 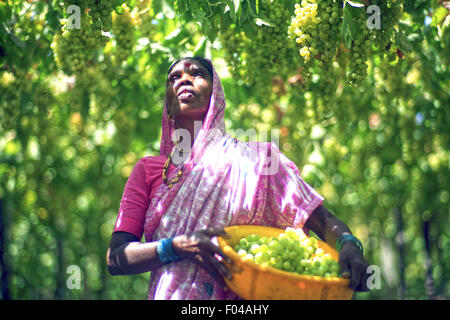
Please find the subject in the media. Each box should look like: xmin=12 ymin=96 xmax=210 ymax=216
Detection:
xmin=144 ymin=59 xmax=324 ymax=300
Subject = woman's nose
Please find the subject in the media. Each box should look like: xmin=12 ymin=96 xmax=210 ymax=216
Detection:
xmin=178 ymin=73 xmax=193 ymax=86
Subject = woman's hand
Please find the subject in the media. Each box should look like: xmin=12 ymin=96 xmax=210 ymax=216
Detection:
xmin=305 ymin=205 xmax=371 ymax=292
xmin=172 ymin=228 xmax=234 ymax=288
xmin=338 ymin=241 xmax=370 ymax=292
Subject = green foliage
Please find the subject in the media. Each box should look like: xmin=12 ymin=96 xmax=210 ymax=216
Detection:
xmin=0 ymin=0 xmax=449 ymax=300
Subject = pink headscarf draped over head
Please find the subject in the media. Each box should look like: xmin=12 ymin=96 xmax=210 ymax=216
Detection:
xmin=144 ymin=59 xmax=323 ymax=300
xmin=160 ymin=58 xmax=226 ymax=161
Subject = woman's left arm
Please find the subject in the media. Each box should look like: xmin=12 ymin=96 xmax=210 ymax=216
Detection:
xmin=304 ymin=204 xmax=370 ymax=292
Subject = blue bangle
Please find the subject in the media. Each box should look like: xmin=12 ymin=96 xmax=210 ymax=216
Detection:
xmin=336 ymin=234 xmax=364 ymax=255
xmin=157 ymin=237 xmax=181 ymax=264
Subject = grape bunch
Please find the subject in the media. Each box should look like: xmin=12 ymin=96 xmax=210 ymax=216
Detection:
xmin=54 ymin=8 xmax=102 ymax=75
xmin=113 ymin=107 xmax=136 ymax=154
xmin=233 ymin=228 xmax=342 ymax=278
xmin=111 ymin=4 xmax=136 ymax=65
xmin=372 ymin=0 xmax=403 ymax=53
xmin=346 ymin=11 xmax=372 ymax=87
xmin=68 ymin=65 xmax=117 ymax=124
xmin=247 ymin=0 xmax=298 ymax=79
xmin=0 ymin=69 xmax=29 ymax=133
xmin=86 ymin=0 xmax=120 ymax=33
xmin=288 ymin=0 xmax=343 ymax=80
xmin=135 ymin=0 xmax=157 ymax=39
xmin=218 ymin=25 xmax=247 ymax=82
xmin=220 ymin=0 xmax=298 ymax=102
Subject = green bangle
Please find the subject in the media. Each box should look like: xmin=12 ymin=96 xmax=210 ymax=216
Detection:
xmin=336 ymin=234 xmax=364 ymax=255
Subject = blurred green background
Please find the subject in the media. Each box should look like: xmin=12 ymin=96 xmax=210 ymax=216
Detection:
xmin=0 ymin=0 xmax=448 ymax=299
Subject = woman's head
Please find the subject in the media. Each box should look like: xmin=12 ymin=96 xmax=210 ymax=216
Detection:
xmin=165 ymin=57 xmax=213 ymax=122
xmin=167 ymin=57 xmax=213 ymax=81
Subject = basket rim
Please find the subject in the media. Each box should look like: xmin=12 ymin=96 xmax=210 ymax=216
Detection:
xmin=218 ymin=225 xmax=351 ymax=287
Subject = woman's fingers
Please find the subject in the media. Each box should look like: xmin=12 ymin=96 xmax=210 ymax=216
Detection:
xmin=204 ymin=240 xmax=233 ymax=263
xmin=193 ymin=254 xmax=222 ymax=280
xmin=193 ymin=253 xmax=230 ymax=288
xmin=348 ymin=261 xmax=364 ymax=291
xmin=351 ymin=261 xmax=370 ymax=292
xmin=201 ymin=227 xmax=230 ymax=239
xmin=206 ymin=252 xmax=233 ymax=280
xmin=338 ymin=242 xmax=371 ymax=292
xmin=173 ymin=228 xmax=234 ymax=286
xmin=195 ymin=228 xmax=234 ymax=281
xmin=196 ymin=228 xmax=233 ymax=264
xmin=198 ymin=239 xmax=233 ymax=279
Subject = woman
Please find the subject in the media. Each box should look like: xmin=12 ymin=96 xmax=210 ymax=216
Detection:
xmin=107 ymin=57 xmax=369 ymax=299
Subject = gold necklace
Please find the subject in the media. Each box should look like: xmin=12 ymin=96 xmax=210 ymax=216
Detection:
xmin=162 ymin=146 xmax=184 ymax=188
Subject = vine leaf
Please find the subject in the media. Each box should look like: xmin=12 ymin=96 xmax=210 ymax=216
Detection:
xmin=341 ymin=3 xmax=364 ymax=49
xmin=394 ymin=29 xmax=413 ymax=53
xmin=345 ymin=0 xmax=365 ymax=8
xmin=224 ymin=0 xmax=240 ymax=21
xmin=193 ymin=36 xmax=207 ymax=57
xmin=254 ymin=17 xmax=275 ymax=27
xmin=247 ymin=0 xmax=257 ymax=17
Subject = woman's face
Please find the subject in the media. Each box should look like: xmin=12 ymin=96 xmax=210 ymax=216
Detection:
xmin=165 ymin=59 xmax=213 ymax=121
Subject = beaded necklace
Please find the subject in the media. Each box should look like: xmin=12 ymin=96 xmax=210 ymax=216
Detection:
xmin=162 ymin=145 xmax=184 ymax=188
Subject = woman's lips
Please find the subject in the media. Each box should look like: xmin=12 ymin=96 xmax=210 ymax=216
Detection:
xmin=178 ymin=88 xmax=195 ymax=100
xmin=178 ymin=92 xmax=195 ymax=99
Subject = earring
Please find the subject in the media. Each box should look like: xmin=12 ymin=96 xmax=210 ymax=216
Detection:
xmin=168 ymin=113 xmax=175 ymax=125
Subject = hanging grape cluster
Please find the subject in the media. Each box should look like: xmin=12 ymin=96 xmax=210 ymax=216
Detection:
xmin=111 ymin=5 xmax=137 ymax=65
xmin=68 ymin=65 xmax=118 ymax=124
xmin=86 ymin=0 xmax=115 ymax=33
xmin=288 ymin=0 xmax=343 ymax=81
xmin=346 ymin=9 xmax=372 ymax=87
xmin=372 ymin=0 xmax=403 ymax=54
xmin=219 ymin=25 xmax=247 ymax=83
xmin=287 ymin=0 xmax=405 ymax=87
xmin=113 ymin=107 xmax=136 ymax=153
xmin=0 ymin=69 xmax=30 ymax=133
xmin=246 ymin=1 xmax=298 ymax=82
xmin=219 ymin=0 xmax=298 ymax=103
xmin=135 ymin=0 xmax=157 ymax=39
xmin=52 ymin=1 xmax=132 ymax=75
xmin=53 ymin=12 xmax=100 ymax=75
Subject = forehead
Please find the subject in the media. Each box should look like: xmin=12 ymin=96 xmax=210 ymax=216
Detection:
xmin=169 ymin=59 xmax=210 ymax=75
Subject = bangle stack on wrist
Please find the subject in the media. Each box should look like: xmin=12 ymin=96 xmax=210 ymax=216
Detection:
xmin=336 ymin=233 xmax=364 ymax=255
xmin=157 ymin=237 xmax=181 ymax=264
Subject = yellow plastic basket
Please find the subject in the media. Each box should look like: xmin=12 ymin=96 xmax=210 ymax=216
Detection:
xmin=218 ymin=225 xmax=354 ymax=300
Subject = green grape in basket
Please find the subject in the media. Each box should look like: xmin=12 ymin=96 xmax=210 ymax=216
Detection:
xmin=233 ymin=227 xmax=342 ymax=278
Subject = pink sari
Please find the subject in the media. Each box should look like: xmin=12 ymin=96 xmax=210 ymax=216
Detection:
xmin=143 ymin=60 xmax=323 ymax=299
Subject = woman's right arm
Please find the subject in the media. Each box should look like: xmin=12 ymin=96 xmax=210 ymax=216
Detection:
xmin=106 ymin=229 xmax=234 ymax=283
xmin=107 ymin=231 xmax=165 ymax=275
